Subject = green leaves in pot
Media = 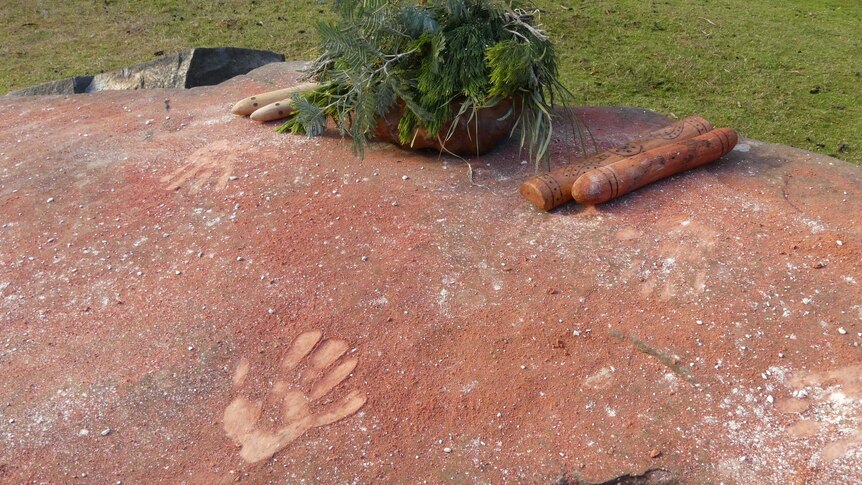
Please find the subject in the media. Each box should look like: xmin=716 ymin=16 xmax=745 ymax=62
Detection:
xmin=278 ymin=0 xmax=585 ymax=170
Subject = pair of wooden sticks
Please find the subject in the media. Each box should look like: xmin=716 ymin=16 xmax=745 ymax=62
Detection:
xmin=231 ymin=82 xmax=319 ymax=121
xmin=519 ymin=117 xmax=738 ymax=210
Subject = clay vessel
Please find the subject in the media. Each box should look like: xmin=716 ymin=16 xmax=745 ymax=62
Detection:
xmin=373 ymin=98 xmax=518 ymax=156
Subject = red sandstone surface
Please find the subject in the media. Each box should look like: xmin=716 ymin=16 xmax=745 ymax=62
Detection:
xmin=0 ymin=63 xmax=860 ymax=484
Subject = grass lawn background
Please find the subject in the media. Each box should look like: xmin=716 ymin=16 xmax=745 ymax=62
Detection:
xmin=1 ymin=0 xmax=859 ymax=164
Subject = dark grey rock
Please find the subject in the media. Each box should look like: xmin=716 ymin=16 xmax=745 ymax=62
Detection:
xmin=86 ymin=47 xmax=284 ymax=92
xmin=7 ymin=76 xmax=94 ymax=96
xmin=85 ymin=51 xmax=193 ymax=92
xmin=6 ymin=47 xmax=284 ymax=96
xmin=183 ymin=47 xmax=286 ymax=89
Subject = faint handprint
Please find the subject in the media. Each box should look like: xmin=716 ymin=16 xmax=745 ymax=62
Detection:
xmin=223 ymin=330 xmax=367 ymax=463
xmin=160 ymin=140 xmax=236 ymax=193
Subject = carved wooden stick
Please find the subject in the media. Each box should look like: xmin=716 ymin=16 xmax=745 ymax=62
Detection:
xmin=571 ymin=128 xmax=738 ymax=205
xmin=231 ymin=82 xmax=319 ymax=116
xmin=519 ymin=116 xmax=713 ymax=211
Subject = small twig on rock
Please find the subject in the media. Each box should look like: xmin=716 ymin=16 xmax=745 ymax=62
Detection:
xmin=611 ymin=331 xmax=697 ymax=385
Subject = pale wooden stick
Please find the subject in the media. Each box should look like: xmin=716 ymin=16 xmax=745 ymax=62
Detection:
xmin=250 ymin=100 xmax=295 ymax=122
xmin=231 ymin=82 xmax=319 ymax=116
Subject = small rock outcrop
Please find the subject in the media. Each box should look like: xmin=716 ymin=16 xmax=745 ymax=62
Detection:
xmin=6 ymin=47 xmax=284 ymax=96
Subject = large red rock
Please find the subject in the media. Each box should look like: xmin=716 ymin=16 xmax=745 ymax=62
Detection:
xmin=0 ymin=62 xmax=860 ymax=483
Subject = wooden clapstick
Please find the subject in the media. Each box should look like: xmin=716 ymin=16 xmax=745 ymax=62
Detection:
xmin=571 ymin=128 xmax=738 ymax=205
xmin=519 ymin=116 xmax=713 ymax=211
xmin=231 ymin=82 xmax=319 ymax=116
xmin=249 ymin=100 xmax=295 ymax=122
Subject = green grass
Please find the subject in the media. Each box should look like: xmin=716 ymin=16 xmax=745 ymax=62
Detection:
xmin=548 ymin=1 xmax=861 ymax=163
xmin=1 ymin=0 xmax=859 ymax=163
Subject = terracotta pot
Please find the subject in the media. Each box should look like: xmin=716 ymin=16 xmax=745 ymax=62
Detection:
xmin=372 ymin=98 xmax=518 ymax=156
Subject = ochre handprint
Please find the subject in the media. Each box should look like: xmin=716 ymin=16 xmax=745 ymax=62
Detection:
xmin=160 ymin=139 xmax=236 ymax=193
xmin=223 ymin=330 xmax=367 ymax=463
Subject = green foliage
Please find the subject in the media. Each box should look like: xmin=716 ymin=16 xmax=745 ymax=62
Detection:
xmin=486 ymin=40 xmax=534 ymax=98
xmin=282 ymin=0 xmax=577 ymax=165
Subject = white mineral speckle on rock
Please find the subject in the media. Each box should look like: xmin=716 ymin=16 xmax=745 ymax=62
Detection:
xmin=838 ymin=327 xmax=847 ymax=335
